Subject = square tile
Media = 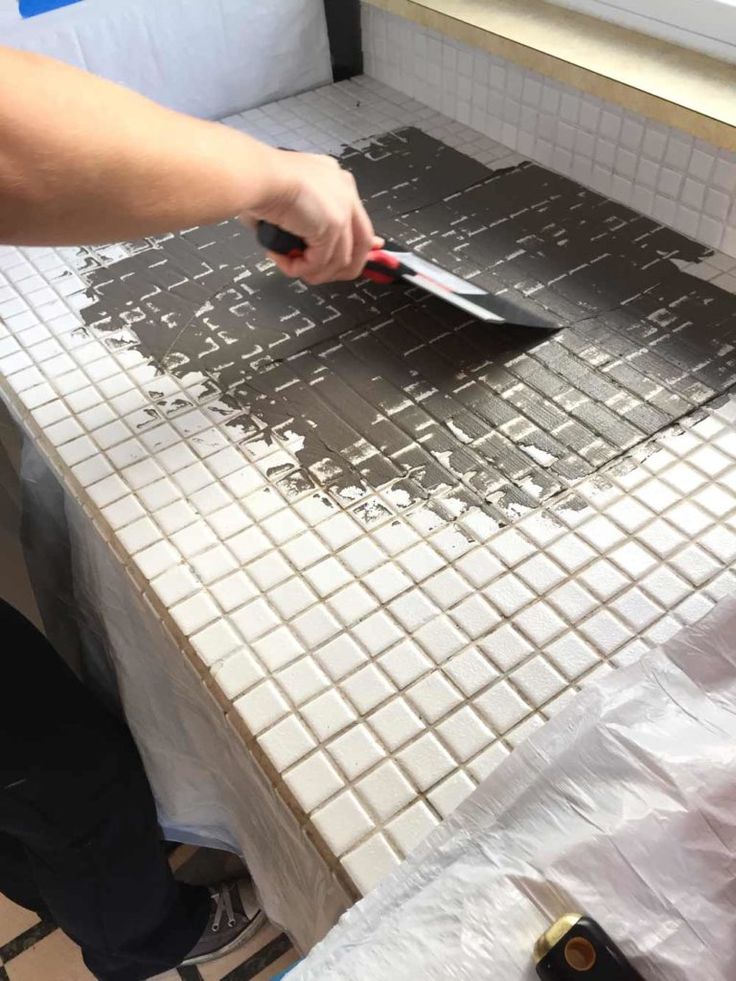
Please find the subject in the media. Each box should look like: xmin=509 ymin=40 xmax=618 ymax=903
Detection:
xmin=637 ymin=518 xmax=686 ymax=558
xmin=247 ymin=553 xmax=293 ymax=591
xmin=327 ymin=724 xmax=385 ymax=781
xmin=454 ymin=548 xmax=505 ymax=588
xmin=301 ymin=688 xmax=358 ymax=742
xmin=342 ymin=835 xmax=401 ymax=895
xmin=608 ymin=540 xmax=658 ymax=578
xmin=169 ymin=592 xmax=220 ymax=636
xmin=209 ymin=571 xmax=258 ymax=613
xmin=406 ymin=672 xmax=463 ymax=724
xmin=478 ymin=623 xmax=533 ymax=672
xmin=231 ymin=599 xmax=281 ymax=644
xmin=268 ymin=578 xmax=318 ymax=620
xmin=304 ymin=557 xmax=353 ymax=597
xmin=488 ymin=528 xmax=537 ymax=566
xmin=386 ymin=802 xmax=439 ymax=856
xmin=258 ymin=715 xmax=316 ymax=770
xmin=436 ymin=706 xmax=493 ymax=762
xmin=545 ymin=632 xmax=601 ymax=680
xmin=284 ymin=751 xmax=344 ymax=813
xmin=355 ymin=760 xmax=416 ymax=822
xmin=475 ymin=680 xmax=531 ymax=734
xmin=640 ymin=566 xmax=692 ymax=608
xmin=414 ymin=615 xmax=467 ymax=663
xmin=485 ymin=572 xmax=535 ymax=617
xmin=364 ymin=562 xmax=413 ymax=602
xmin=378 ymin=640 xmax=433 ymax=689
xmin=314 ymin=633 xmax=368 ymax=681
xmin=579 ymin=609 xmax=631 ymax=654
xmin=699 ymin=525 xmax=736 ymax=564
xmin=467 ymin=740 xmax=510 ymax=782
xmin=252 ymin=626 xmax=305 ymax=673
xmin=396 ymin=733 xmax=456 ymax=791
xmin=234 ymin=681 xmax=289 ymax=735
xmin=610 ymin=587 xmax=663 ymax=631
xmin=674 ymin=592 xmax=715 ymax=626
xmin=291 ymin=605 xmax=342 ymax=648
xmin=547 ymin=580 xmax=598 ymax=622
xmin=579 ymin=558 xmax=629 ymax=601
xmin=444 ymin=647 xmax=498 ymax=696
xmin=515 ymin=554 xmax=566 ymax=594
xmin=427 ymin=770 xmax=476 ymax=818
xmin=212 ymin=651 xmax=265 ymax=700
xmin=368 ymin=697 xmax=425 ymax=752
xmin=577 ymin=514 xmax=626 ymax=551
xmin=327 ymin=582 xmax=380 ymax=626
xmin=396 ymin=542 xmax=446 ymax=580
xmin=510 ymin=656 xmax=567 ymax=706
xmin=669 ymin=544 xmax=721 ymax=586
xmin=352 ymin=610 xmax=403 ymax=655
xmin=547 ymin=533 xmax=597 ymax=573
xmin=276 ymin=656 xmax=331 ymax=705
xmin=388 ymin=590 xmax=440 ymax=631
xmin=513 ymin=602 xmax=566 ymax=647
xmin=340 ymin=537 xmax=386 ymax=576
xmin=312 ymin=791 xmax=374 ymax=857
xmin=190 ymin=619 xmax=242 ymax=667
xmin=341 ymin=664 xmax=396 ymax=714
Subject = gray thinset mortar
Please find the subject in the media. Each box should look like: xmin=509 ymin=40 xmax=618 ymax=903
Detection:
xmin=79 ymin=128 xmax=734 ymax=527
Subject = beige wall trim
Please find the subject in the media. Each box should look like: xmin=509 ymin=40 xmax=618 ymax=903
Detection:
xmin=364 ymin=0 xmax=736 ymax=152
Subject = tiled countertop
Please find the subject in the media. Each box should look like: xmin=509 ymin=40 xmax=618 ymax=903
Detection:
xmin=1 ymin=77 xmax=735 ymax=905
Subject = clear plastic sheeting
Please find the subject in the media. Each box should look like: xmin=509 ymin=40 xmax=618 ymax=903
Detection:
xmin=17 ymin=439 xmax=352 ymax=953
xmin=0 ymin=0 xmax=332 ymax=119
xmin=292 ymin=596 xmax=736 ymax=980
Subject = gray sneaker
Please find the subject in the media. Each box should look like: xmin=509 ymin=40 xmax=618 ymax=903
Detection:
xmin=181 ymin=879 xmax=266 ymax=966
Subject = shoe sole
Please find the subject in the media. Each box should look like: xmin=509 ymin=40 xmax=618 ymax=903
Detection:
xmin=181 ymin=910 xmax=268 ymax=967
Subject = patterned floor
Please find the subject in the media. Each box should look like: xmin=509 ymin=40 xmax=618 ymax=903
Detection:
xmin=0 ymin=848 xmax=298 ymax=981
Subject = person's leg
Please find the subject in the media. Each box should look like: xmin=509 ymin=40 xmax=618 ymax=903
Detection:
xmin=0 ymin=599 xmax=210 ymax=981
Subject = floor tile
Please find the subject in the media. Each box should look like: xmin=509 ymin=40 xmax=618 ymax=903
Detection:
xmin=0 ymin=898 xmax=38 ymax=949
xmin=5 ymin=930 xmax=93 ymax=981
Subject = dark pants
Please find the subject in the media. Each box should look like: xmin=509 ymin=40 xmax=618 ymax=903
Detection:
xmin=0 ymin=600 xmax=210 ymax=981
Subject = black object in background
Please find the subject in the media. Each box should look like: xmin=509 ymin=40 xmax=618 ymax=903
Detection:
xmin=324 ymin=0 xmax=363 ymax=80
xmin=535 ymin=915 xmax=645 ymax=980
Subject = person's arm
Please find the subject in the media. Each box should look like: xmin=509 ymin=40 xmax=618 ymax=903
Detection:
xmin=0 ymin=46 xmax=379 ymax=284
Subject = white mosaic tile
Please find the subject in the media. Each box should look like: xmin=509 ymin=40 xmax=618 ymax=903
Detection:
xmin=0 ymin=76 xmax=734 ymax=903
xmin=362 ymin=3 xmax=736 ymax=258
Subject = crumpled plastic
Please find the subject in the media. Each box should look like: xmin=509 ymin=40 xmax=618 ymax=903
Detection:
xmin=292 ymin=595 xmax=736 ymax=980
xmin=0 ymin=0 xmax=331 ymax=120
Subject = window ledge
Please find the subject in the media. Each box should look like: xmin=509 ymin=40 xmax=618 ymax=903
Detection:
xmin=365 ymin=0 xmax=736 ymax=151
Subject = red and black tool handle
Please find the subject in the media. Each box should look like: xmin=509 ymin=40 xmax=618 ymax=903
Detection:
xmin=256 ymin=221 xmax=408 ymax=285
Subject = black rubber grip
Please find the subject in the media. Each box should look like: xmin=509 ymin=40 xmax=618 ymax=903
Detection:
xmin=256 ymin=222 xmax=307 ymax=256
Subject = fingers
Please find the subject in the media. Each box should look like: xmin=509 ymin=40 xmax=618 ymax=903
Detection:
xmin=344 ymin=200 xmax=376 ymax=281
xmin=258 ymin=155 xmax=379 ymax=285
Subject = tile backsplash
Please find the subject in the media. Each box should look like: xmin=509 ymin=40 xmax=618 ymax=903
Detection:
xmin=362 ymin=3 xmax=736 ymax=257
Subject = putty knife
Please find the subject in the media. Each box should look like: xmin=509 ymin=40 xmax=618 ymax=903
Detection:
xmin=257 ymin=222 xmax=555 ymax=330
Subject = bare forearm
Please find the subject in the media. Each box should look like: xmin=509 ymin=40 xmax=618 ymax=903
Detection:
xmin=0 ymin=46 xmax=281 ymax=245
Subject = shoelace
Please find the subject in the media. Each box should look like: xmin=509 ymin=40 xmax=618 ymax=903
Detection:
xmin=210 ymin=886 xmax=237 ymax=933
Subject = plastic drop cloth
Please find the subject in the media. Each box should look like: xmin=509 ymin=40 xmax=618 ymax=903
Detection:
xmin=14 ymin=434 xmax=352 ymax=953
xmin=0 ymin=0 xmax=332 ymax=120
xmin=292 ymin=594 xmax=736 ymax=979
